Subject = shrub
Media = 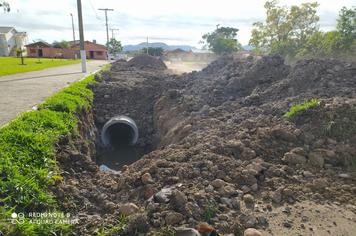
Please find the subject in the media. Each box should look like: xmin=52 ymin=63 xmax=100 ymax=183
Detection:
xmin=284 ymin=98 xmax=320 ymax=119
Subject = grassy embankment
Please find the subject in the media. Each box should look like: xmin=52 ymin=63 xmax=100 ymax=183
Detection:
xmin=0 ymin=57 xmax=80 ymax=76
xmin=0 ymin=65 xmax=110 ymax=235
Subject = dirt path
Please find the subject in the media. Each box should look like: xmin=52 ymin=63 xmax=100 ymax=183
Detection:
xmin=0 ymin=60 xmax=108 ymax=126
xmin=165 ymin=60 xmax=210 ymax=73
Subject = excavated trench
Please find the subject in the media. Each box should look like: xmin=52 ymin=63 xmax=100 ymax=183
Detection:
xmin=92 ymin=59 xmax=181 ymax=171
xmin=53 ymin=55 xmax=356 ymax=235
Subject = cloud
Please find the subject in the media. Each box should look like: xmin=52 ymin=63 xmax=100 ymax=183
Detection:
xmin=1 ymin=0 xmax=354 ymax=47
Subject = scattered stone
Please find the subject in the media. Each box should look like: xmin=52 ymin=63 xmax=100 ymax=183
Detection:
xmin=271 ymin=190 xmax=282 ymax=204
xmin=170 ymin=190 xmax=187 ymax=213
xmin=118 ymin=203 xmax=139 ymax=216
xmin=308 ymin=151 xmax=325 ymax=168
xmin=141 ymin=173 xmax=154 ymax=184
xmin=244 ymin=228 xmax=262 ymax=236
xmin=211 ymin=179 xmax=226 ymax=188
xmin=283 ymin=152 xmax=307 ymax=165
xmin=165 ymin=212 xmax=184 ymax=225
xmin=175 ymin=227 xmax=201 ymax=236
xmin=154 ymin=187 xmax=173 ymax=203
xmin=243 ymin=194 xmax=255 ymax=205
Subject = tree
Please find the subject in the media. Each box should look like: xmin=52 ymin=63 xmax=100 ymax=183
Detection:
xmin=142 ymin=47 xmax=164 ymax=56
xmin=296 ymin=31 xmax=344 ymax=58
xmin=52 ymin=40 xmax=70 ymax=49
xmin=336 ymin=6 xmax=356 ymax=49
xmin=249 ymin=0 xmax=319 ymax=57
xmin=201 ymin=26 xmax=241 ymax=54
xmin=0 ymin=1 xmax=10 ymax=12
xmin=296 ymin=6 xmax=355 ymax=59
xmin=107 ymin=38 xmax=123 ymax=56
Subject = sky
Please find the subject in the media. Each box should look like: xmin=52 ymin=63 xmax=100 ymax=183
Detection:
xmin=1 ymin=0 xmax=355 ymax=48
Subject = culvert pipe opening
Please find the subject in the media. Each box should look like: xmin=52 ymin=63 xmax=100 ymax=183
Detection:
xmin=101 ymin=116 xmax=138 ymax=148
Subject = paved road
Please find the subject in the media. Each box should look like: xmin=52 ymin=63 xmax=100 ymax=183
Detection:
xmin=0 ymin=60 xmax=108 ymax=126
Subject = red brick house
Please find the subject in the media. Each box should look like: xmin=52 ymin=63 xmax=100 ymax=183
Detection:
xmin=25 ymin=40 xmax=107 ymax=60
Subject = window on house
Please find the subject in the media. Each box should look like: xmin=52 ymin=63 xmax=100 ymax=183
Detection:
xmin=96 ymin=51 xmax=103 ymax=56
xmin=29 ymin=48 xmax=36 ymax=53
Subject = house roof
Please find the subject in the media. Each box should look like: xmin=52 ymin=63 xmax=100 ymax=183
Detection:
xmin=0 ymin=26 xmax=14 ymax=34
xmin=25 ymin=41 xmax=51 ymax=48
xmin=69 ymin=40 xmax=107 ymax=50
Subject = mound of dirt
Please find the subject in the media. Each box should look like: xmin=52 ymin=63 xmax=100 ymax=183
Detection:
xmin=55 ymin=55 xmax=356 ymax=236
xmin=127 ymin=54 xmax=167 ymax=70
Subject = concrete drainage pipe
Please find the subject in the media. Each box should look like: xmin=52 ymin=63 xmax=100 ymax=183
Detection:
xmin=101 ymin=115 xmax=138 ymax=147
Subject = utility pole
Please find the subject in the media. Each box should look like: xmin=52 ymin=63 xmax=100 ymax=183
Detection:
xmin=146 ymin=36 xmax=149 ymax=55
xmin=70 ymin=13 xmax=76 ymax=43
xmin=77 ymin=0 xmax=86 ymax=72
xmin=98 ymin=8 xmax=114 ymax=46
xmin=110 ymin=28 xmax=119 ymax=39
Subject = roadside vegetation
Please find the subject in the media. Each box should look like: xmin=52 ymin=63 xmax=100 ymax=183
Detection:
xmin=0 ymin=57 xmax=80 ymax=76
xmin=0 ymin=74 xmax=96 ymax=235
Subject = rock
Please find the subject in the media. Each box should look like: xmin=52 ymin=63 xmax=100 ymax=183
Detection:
xmin=240 ymin=215 xmax=257 ymax=228
xmin=221 ymin=197 xmax=233 ymax=208
xmin=282 ymin=188 xmax=294 ymax=197
xmin=282 ymin=152 xmax=306 ymax=165
xmin=338 ymin=173 xmax=351 ymax=179
xmin=206 ymin=185 xmax=214 ymax=192
xmin=232 ymin=197 xmax=241 ymax=210
xmin=165 ymin=212 xmax=184 ymax=225
xmin=211 ymin=179 xmax=226 ymax=188
xmin=271 ymin=127 xmax=297 ymax=142
xmin=175 ymin=227 xmax=201 ymax=236
xmin=244 ymin=228 xmax=262 ymax=236
xmin=241 ymin=185 xmax=251 ymax=193
xmin=308 ymin=151 xmax=325 ymax=168
xmin=302 ymin=171 xmax=314 ymax=178
xmin=170 ymin=190 xmax=187 ymax=213
xmin=243 ymin=194 xmax=255 ymax=205
xmin=311 ymin=178 xmax=328 ymax=190
xmin=118 ymin=203 xmax=139 ymax=216
xmin=121 ymin=214 xmax=149 ymax=235
xmin=271 ymin=190 xmax=282 ymax=203
xmin=242 ymin=148 xmax=257 ymax=159
xmin=251 ymin=183 xmax=258 ymax=192
xmin=141 ymin=173 xmax=154 ymax=184
xmin=220 ymin=185 xmax=236 ymax=196
xmin=154 ymin=187 xmax=173 ymax=203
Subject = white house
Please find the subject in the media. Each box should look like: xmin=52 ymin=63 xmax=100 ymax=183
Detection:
xmin=0 ymin=27 xmax=28 ymax=56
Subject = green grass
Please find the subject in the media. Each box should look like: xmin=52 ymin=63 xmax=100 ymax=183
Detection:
xmin=0 ymin=57 xmax=80 ymax=76
xmin=284 ymin=98 xmax=320 ymax=119
xmin=0 ymin=74 xmax=96 ymax=235
xmin=94 ymin=215 xmax=128 ymax=236
xmin=202 ymin=203 xmax=217 ymax=223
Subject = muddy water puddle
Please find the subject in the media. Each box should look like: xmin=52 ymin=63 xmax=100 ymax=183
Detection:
xmin=97 ymin=146 xmax=141 ymax=171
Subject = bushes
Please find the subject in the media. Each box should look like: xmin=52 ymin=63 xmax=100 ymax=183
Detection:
xmin=0 ymin=74 xmax=95 ymax=235
xmin=284 ymin=98 xmax=320 ymax=119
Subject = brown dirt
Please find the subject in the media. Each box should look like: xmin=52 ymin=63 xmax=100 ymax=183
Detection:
xmin=53 ymin=56 xmax=356 ymax=236
xmin=126 ymin=55 xmax=167 ymax=70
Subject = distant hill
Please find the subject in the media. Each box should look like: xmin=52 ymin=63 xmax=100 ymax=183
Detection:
xmin=123 ymin=42 xmax=197 ymax=52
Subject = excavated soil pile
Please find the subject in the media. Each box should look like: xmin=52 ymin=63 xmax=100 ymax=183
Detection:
xmin=54 ymin=55 xmax=356 ymax=236
xmin=127 ymin=54 xmax=167 ymax=70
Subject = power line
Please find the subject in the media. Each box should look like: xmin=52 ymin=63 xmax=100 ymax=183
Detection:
xmin=87 ymin=0 xmax=101 ymax=20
